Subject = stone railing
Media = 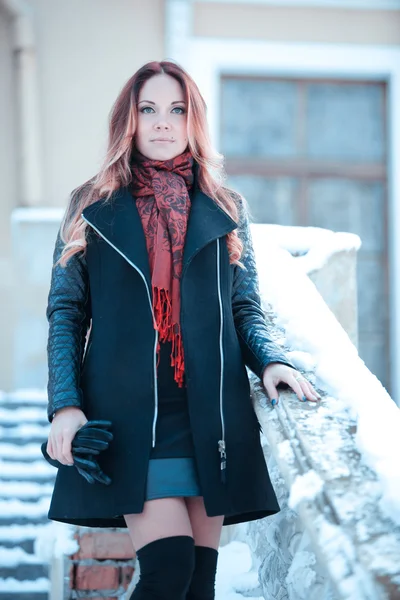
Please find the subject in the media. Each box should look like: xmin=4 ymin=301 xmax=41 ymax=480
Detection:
xmin=220 ymin=224 xmax=400 ymax=600
xmin=243 ymin=379 xmax=400 ymax=600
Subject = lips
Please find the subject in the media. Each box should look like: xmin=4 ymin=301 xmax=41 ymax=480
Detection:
xmin=152 ymin=139 xmax=174 ymax=142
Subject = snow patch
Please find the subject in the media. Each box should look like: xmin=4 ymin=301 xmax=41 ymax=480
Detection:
xmin=0 ymin=577 xmax=49 ymax=592
xmin=288 ymin=471 xmax=325 ymax=510
xmin=216 ymin=541 xmax=262 ymax=599
xmin=35 ymin=521 xmax=79 ymax=561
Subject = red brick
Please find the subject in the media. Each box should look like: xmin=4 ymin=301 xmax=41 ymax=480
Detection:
xmin=121 ymin=565 xmax=135 ymax=589
xmin=79 ymin=531 xmax=135 ymax=559
xmin=75 ymin=564 xmax=119 ymax=590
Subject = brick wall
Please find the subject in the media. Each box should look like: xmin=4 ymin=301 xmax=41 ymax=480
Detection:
xmin=66 ymin=528 xmax=137 ymax=599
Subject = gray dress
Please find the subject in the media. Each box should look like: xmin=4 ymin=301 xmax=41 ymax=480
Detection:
xmin=145 ymin=337 xmax=202 ymax=500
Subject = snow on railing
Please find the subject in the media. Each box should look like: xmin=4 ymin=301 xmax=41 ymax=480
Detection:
xmin=238 ymin=224 xmax=400 ymax=600
xmin=252 ymin=224 xmax=400 ymax=524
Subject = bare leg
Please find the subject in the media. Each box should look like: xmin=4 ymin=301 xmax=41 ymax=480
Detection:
xmin=185 ymin=496 xmax=224 ymax=549
xmin=124 ymin=496 xmax=193 ymax=551
xmin=184 ymin=496 xmax=224 ymax=599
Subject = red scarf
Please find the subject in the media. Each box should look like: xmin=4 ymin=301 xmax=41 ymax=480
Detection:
xmin=130 ymin=149 xmax=194 ymax=388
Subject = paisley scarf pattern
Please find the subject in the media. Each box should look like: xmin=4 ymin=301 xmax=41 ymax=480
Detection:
xmin=130 ymin=149 xmax=194 ymax=387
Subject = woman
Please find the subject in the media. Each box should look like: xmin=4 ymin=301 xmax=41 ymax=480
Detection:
xmin=45 ymin=60 xmax=320 ymax=599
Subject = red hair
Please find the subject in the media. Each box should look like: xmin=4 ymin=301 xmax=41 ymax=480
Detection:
xmin=57 ymin=60 xmax=246 ymax=269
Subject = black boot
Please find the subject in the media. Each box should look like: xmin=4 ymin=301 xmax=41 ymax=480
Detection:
xmin=130 ymin=535 xmax=195 ymax=599
xmin=186 ymin=545 xmax=219 ymax=600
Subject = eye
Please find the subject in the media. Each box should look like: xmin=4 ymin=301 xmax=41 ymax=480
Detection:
xmin=139 ymin=106 xmax=186 ymax=114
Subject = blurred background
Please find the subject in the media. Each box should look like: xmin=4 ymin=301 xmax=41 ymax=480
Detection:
xmin=1 ymin=0 xmax=399 ymax=399
xmin=1 ymin=1 xmax=400 ymax=598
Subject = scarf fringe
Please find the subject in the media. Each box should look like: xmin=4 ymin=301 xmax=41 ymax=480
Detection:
xmin=153 ymin=285 xmax=185 ymax=388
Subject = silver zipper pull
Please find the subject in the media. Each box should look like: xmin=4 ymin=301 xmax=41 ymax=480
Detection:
xmin=218 ymin=439 xmax=227 ymax=484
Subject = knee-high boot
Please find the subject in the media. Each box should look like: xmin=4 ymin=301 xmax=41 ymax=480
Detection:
xmin=186 ymin=545 xmax=219 ymax=600
xmin=130 ymin=535 xmax=195 ymax=599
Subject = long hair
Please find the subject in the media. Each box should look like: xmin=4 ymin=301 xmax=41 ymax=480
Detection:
xmin=56 ymin=60 xmax=247 ymax=269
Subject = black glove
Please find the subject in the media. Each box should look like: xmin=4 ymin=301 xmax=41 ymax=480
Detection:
xmin=41 ymin=419 xmax=113 ymax=485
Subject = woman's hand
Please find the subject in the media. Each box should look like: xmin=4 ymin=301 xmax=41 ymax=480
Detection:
xmin=262 ymin=363 xmax=321 ymax=407
xmin=47 ymin=407 xmax=88 ymax=466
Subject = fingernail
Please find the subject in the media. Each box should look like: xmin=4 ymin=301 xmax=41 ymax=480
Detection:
xmin=302 ymin=396 xmax=307 ymax=402
xmin=271 ymin=399 xmax=277 ymax=406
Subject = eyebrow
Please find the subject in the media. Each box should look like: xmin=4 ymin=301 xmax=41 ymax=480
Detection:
xmin=137 ymin=100 xmax=186 ymax=105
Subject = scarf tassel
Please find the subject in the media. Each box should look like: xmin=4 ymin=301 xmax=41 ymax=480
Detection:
xmin=153 ymin=286 xmax=185 ymax=388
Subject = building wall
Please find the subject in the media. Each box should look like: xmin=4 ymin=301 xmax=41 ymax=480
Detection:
xmin=194 ymin=4 xmax=400 ymax=45
xmin=0 ymin=5 xmax=17 ymax=390
xmin=31 ymin=0 xmax=165 ymax=206
xmin=189 ymin=0 xmax=400 ymax=399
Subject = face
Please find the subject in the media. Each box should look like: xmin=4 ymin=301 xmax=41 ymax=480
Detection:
xmin=135 ymin=73 xmax=189 ymax=161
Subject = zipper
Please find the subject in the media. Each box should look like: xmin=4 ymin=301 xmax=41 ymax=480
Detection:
xmin=216 ymin=238 xmax=227 ymax=484
xmin=81 ymin=334 xmax=93 ymax=372
xmin=81 ymin=213 xmax=159 ymax=448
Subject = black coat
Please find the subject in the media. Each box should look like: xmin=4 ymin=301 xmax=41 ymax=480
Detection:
xmin=45 ymin=164 xmax=295 ymax=528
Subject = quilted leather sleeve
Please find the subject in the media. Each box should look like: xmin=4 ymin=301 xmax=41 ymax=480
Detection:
xmin=231 ymin=195 xmax=296 ymax=381
xmin=46 ymin=227 xmax=91 ymax=423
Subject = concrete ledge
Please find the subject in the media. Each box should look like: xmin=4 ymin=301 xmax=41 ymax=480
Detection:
xmin=248 ymin=378 xmax=400 ymax=600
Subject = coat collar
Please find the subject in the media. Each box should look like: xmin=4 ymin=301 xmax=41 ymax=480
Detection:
xmin=81 ymin=160 xmax=238 ymax=287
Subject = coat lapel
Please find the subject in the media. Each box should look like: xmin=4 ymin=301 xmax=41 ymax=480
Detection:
xmin=81 ymin=185 xmax=152 ymax=287
xmin=81 ymin=161 xmax=238 ymax=288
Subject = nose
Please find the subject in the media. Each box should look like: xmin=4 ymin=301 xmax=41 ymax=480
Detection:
xmin=154 ymin=117 xmax=171 ymax=130
xmin=155 ymin=123 xmax=171 ymax=131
